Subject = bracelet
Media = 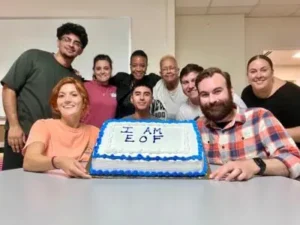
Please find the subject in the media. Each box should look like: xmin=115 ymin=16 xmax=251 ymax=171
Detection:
xmin=51 ymin=156 xmax=59 ymax=169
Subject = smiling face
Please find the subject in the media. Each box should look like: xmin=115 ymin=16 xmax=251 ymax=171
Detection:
xmin=57 ymin=33 xmax=83 ymax=59
xmin=247 ymin=58 xmax=274 ymax=93
xmin=160 ymin=58 xmax=179 ymax=84
xmin=130 ymin=86 xmax=153 ymax=111
xmin=130 ymin=56 xmax=147 ymax=80
xmin=197 ymin=73 xmax=234 ymax=122
xmin=93 ymin=60 xmax=112 ymax=84
xmin=181 ymin=71 xmax=199 ymax=101
xmin=56 ymin=83 xmax=84 ymax=119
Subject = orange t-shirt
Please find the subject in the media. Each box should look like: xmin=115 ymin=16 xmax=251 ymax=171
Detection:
xmin=24 ymin=119 xmax=99 ymax=163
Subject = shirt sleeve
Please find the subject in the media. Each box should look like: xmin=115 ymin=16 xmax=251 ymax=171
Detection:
xmin=22 ymin=120 xmax=50 ymax=155
xmin=1 ymin=49 xmax=35 ymax=92
xmin=258 ymin=109 xmax=300 ymax=178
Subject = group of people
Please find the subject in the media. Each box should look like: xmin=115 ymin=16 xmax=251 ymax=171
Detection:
xmin=2 ymin=22 xmax=300 ymax=181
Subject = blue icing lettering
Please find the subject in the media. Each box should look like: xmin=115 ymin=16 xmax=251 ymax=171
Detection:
xmin=153 ymin=135 xmax=163 ymax=143
xmin=143 ymin=127 xmax=152 ymax=135
xmin=153 ymin=128 xmax=162 ymax=135
xmin=125 ymin=134 xmax=135 ymax=142
xmin=121 ymin=126 xmax=133 ymax=133
xmin=139 ymin=136 xmax=147 ymax=143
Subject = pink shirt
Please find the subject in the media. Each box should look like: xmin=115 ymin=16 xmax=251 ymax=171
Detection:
xmin=83 ymin=80 xmax=117 ymax=128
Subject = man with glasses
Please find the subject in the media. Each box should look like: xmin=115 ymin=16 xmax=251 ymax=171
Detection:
xmin=1 ymin=22 xmax=88 ymax=170
xmin=152 ymin=55 xmax=187 ymax=119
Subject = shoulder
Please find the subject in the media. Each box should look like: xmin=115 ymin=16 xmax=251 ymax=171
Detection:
xmin=145 ymin=73 xmax=161 ymax=85
xmin=243 ymin=107 xmax=273 ymax=120
xmin=23 ymin=49 xmax=51 ymax=58
xmin=241 ymin=85 xmax=253 ymax=97
xmin=31 ymin=119 xmax=57 ymax=131
xmin=84 ymin=124 xmax=100 ymax=135
xmin=281 ymin=82 xmax=300 ymax=93
xmin=153 ymin=79 xmax=163 ymax=90
xmin=110 ymin=72 xmax=131 ymax=86
xmin=114 ymin=72 xmax=130 ymax=81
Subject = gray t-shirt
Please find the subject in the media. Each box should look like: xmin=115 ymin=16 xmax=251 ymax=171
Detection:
xmin=1 ymin=49 xmax=78 ymax=134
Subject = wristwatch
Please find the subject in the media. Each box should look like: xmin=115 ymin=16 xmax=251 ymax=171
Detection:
xmin=253 ymin=157 xmax=266 ymax=175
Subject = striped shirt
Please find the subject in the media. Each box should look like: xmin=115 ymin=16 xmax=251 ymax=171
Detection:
xmin=197 ymin=107 xmax=300 ymax=178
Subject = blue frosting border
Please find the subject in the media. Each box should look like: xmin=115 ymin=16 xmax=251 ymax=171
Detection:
xmin=90 ymin=119 xmax=208 ymax=177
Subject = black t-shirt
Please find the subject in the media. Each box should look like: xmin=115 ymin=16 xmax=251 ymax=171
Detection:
xmin=110 ymin=72 xmax=161 ymax=118
xmin=241 ymin=82 xmax=300 ymax=148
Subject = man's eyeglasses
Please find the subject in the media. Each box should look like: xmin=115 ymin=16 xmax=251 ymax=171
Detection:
xmin=61 ymin=36 xmax=82 ymax=48
xmin=161 ymin=67 xmax=177 ymax=73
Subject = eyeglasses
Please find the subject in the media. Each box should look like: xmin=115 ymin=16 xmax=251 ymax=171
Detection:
xmin=161 ymin=67 xmax=177 ymax=73
xmin=61 ymin=36 xmax=82 ymax=48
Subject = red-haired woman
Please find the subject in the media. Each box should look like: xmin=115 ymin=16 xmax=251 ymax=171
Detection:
xmin=23 ymin=77 xmax=99 ymax=178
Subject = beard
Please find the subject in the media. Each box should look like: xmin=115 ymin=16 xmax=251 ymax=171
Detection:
xmin=200 ymin=91 xmax=235 ymax=122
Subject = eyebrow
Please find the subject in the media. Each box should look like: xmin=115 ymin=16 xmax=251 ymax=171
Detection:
xmin=199 ymin=87 xmax=223 ymax=94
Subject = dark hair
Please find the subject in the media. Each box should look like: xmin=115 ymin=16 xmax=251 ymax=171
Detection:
xmin=131 ymin=80 xmax=153 ymax=94
xmin=93 ymin=54 xmax=113 ymax=70
xmin=180 ymin=64 xmax=204 ymax=82
xmin=57 ymin=23 xmax=88 ymax=49
xmin=130 ymin=50 xmax=148 ymax=64
xmin=195 ymin=67 xmax=232 ymax=91
xmin=247 ymin=55 xmax=274 ymax=71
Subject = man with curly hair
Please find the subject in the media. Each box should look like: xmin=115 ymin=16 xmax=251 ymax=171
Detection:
xmin=1 ymin=22 xmax=88 ymax=170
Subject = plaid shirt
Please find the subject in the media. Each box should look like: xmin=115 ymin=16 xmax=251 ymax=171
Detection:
xmin=197 ymin=107 xmax=300 ymax=178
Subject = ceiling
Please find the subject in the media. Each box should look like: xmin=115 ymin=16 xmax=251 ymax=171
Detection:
xmin=265 ymin=50 xmax=300 ymax=66
xmin=176 ymin=0 xmax=300 ymax=17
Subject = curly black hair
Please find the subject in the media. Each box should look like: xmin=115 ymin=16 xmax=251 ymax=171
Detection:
xmin=57 ymin=22 xmax=88 ymax=49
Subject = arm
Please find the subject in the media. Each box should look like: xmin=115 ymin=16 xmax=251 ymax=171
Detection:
xmin=210 ymin=158 xmax=288 ymax=181
xmin=286 ymin=127 xmax=300 ymax=142
xmin=23 ymin=120 xmax=91 ymax=178
xmin=2 ymin=85 xmax=25 ymax=152
xmin=23 ymin=143 xmax=90 ymax=179
xmin=259 ymin=110 xmax=300 ymax=178
xmin=1 ymin=51 xmax=35 ymax=152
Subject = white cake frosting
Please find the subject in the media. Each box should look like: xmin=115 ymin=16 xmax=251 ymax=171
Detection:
xmin=90 ymin=120 xmax=207 ymax=177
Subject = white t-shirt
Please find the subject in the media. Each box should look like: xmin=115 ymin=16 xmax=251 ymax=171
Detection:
xmin=176 ymin=93 xmax=247 ymax=120
xmin=152 ymin=80 xmax=187 ymax=119
xmin=176 ymin=100 xmax=202 ymax=120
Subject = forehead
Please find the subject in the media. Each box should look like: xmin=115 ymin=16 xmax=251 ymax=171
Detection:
xmin=198 ymin=73 xmax=227 ymax=92
xmin=59 ymin=83 xmax=78 ymax=92
xmin=62 ymin=33 xmax=81 ymax=42
xmin=248 ymin=58 xmax=270 ymax=69
xmin=133 ymin=86 xmax=152 ymax=93
xmin=161 ymin=58 xmax=177 ymax=67
xmin=181 ymin=71 xmax=198 ymax=81
xmin=95 ymin=60 xmax=110 ymax=66
xmin=131 ymin=56 xmax=147 ymax=64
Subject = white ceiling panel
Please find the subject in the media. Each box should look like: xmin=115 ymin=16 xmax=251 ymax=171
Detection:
xmin=211 ymin=0 xmax=259 ymax=7
xmin=176 ymin=0 xmax=211 ymax=7
xmin=266 ymin=50 xmax=300 ymax=65
xmin=208 ymin=6 xmax=252 ymax=14
xmin=176 ymin=7 xmax=208 ymax=15
xmin=259 ymin=0 xmax=300 ymax=5
xmin=249 ymin=5 xmax=298 ymax=17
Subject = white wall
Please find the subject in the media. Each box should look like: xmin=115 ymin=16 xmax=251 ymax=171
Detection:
xmin=245 ymin=18 xmax=300 ymax=60
xmin=274 ymin=66 xmax=300 ymax=86
xmin=0 ymin=0 xmax=175 ymax=74
xmin=176 ymin=16 xmax=300 ymax=94
xmin=176 ymin=15 xmax=246 ymax=95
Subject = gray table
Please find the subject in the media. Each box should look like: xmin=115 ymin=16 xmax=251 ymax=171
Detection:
xmin=0 ymin=168 xmax=300 ymax=225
